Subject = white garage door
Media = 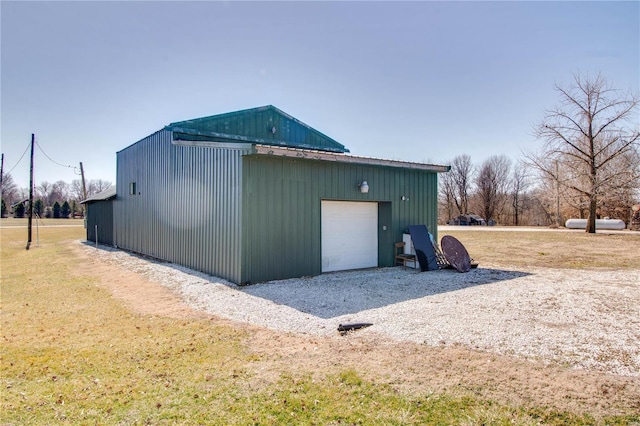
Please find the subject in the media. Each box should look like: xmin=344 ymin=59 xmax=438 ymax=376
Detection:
xmin=321 ymin=201 xmax=378 ymax=272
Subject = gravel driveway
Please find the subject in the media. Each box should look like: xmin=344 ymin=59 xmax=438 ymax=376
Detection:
xmin=86 ymin=243 xmax=640 ymax=377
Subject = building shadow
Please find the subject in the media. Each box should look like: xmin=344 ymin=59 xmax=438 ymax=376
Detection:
xmin=82 ymin=241 xmax=531 ymax=320
xmin=238 ymin=267 xmax=531 ymax=319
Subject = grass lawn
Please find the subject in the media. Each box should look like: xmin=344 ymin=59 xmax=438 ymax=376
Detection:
xmin=439 ymin=227 xmax=640 ymax=269
xmin=1 ymin=226 xmax=638 ymax=425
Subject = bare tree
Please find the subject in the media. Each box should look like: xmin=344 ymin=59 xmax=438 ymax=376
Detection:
xmin=599 ymin=150 xmax=640 ymax=223
xmin=50 ymin=180 xmax=69 ymax=204
xmin=528 ymin=73 xmax=640 ymax=233
xmin=510 ymin=161 xmax=530 ymax=226
xmin=475 ymin=155 xmax=511 ymax=224
xmin=449 ymin=155 xmax=475 ymax=216
xmin=528 ymin=187 xmax=555 ymax=226
xmin=37 ymin=181 xmax=53 ymax=206
xmin=438 ymin=168 xmax=457 ymax=222
xmin=88 ymin=179 xmax=112 ymax=195
xmin=70 ymin=179 xmax=85 ymax=201
xmin=17 ymin=187 xmax=29 ymax=202
xmin=1 ymin=173 xmax=19 ymax=206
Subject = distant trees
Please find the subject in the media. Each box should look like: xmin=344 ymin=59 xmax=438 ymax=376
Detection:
xmin=438 ymin=155 xmax=541 ymax=226
xmin=439 ymin=73 xmax=639 ymax=229
xmin=53 ymin=201 xmax=61 ymax=218
xmin=61 ymin=201 xmax=71 ymax=218
xmin=474 ymin=155 xmax=511 ymax=225
xmin=440 ymin=154 xmax=475 ymax=219
xmin=14 ymin=202 xmax=25 ymax=218
xmin=1 ymin=172 xmax=19 ymax=207
xmin=89 ymin=179 xmax=112 ymax=194
xmin=510 ymin=162 xmax=530 ymax=226
xmin=0 ymin=174 xmax=111 ymax=218
xmin=37 ymin=180 xmax=70 ymax=206
xmin=439 ymin=165 xmax=458 ymax=221
xmin=33 ymin=199 xmax=44 ymax=217
xmin=37 ymin=181 xmax=53 ymax=205
xmin=51 ymin=180 xmax=69 ymax=204
xmin=70 ymin=179 xmax=86 ymax=201
xmin=527 ymin=73 xmax=640 ymax=233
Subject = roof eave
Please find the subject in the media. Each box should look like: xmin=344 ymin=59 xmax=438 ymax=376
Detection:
xmin=250 ymin=144 xmax=450 ymax=172
xmin=80 ymin=186 xmax=117 ymax=204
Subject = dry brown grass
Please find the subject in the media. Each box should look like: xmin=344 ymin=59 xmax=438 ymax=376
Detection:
xmin=439 ymin=228 xmax=640 ymax=270
xmin=2 ymin=225 xmax=639 ymax=424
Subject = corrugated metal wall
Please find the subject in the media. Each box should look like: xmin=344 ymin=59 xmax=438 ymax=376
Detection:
xmin=241 ymin=155 xmax=439 ymax=284
xmin=114 ymin=130 xmax=248 ymax=283
xmin=86 ymin=200 xmax=114 ymax=246
xmin=112 ymin=130 xmax=439 ymax=285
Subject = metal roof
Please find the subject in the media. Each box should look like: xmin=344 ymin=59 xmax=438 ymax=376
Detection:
xmin=250 ymin=144 xmax=451 ymax=172
xmin=80 ymin=186 xmax=116 ymax=204
xmin=165 ymin=105 xmax=349 ymax=153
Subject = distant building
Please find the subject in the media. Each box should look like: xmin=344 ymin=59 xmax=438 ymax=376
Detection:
xmin=448 ymin=214 xmax=487 ymax=226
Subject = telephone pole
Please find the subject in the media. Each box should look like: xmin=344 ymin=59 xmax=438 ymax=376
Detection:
xmin=79 ymin=162 xmax=88 ymax=200
xmin=1 ymin=153 xmax=4 ymax=188
xmin=26 ymin=134 xmax=35 ymax=250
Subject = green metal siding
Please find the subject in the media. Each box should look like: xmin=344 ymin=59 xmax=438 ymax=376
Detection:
xmin=241 ymin=155 xmax=439 ymax=284
xmin=86 ymin=200 xmax=114 ymax=246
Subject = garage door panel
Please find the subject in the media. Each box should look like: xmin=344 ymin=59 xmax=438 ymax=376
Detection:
xmin=321 ymin=201 xmax=378 ymax=272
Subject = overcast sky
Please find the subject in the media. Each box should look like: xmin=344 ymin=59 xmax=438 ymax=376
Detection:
xmin=2 ymin=1 xmax=638 ymax=189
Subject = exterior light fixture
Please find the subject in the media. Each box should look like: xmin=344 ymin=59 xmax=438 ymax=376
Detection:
xmin=401 ymin=195 xmax=409 ymax=201
xmin=359 ymin=181 xmax=369 ymax=194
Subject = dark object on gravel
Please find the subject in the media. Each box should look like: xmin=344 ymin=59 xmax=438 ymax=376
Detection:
xmin=408 ymin=225 xmax=439 ymax=271
xmin=441 ymin=235 xmax=473 ymax=273
xmin=338 ymin=323 xmax=373 ymax=334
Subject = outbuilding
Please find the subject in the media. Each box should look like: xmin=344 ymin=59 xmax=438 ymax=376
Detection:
xmin=81 ymin=186 xmax=116 ymax=246
xmin=89 ymin=105 xmax=449 ymax=284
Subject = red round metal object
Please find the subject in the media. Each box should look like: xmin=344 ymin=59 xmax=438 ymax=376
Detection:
xmin=440 ymin=235 xmax=471 ymax=273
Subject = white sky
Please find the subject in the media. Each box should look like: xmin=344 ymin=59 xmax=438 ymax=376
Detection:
xmin=1 ymin=1 xmax=638 ymax=189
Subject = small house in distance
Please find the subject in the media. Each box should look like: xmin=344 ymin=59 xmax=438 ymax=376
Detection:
xmin=90 ymin=105 xmax=449 ymax=284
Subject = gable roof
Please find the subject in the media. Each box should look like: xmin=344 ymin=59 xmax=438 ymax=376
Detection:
xmin=164 ymin=105 xmax=349 ymax=153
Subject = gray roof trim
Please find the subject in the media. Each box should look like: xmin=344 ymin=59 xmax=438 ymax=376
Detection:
xmin=172 ymin=140 xmax=254 ymax=150
xmin=250 ymin=145 xmax=451 ymax=172
xmin=166 ymin=126 xmax=348 ymax=153
xmin=80 ymin=186 xmax=116 ymax=204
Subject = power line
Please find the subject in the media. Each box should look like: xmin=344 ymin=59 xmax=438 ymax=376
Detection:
xmin=35 ymin=140 xmax=74 ymax=169
xmin=4 ymin=140 xmax=32 ymax=175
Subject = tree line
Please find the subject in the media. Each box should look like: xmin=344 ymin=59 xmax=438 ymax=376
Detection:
xmin=440 ymin=74 xmax=639 ymax=232
xmin=0 ymin=176 xmax=112 ymax=218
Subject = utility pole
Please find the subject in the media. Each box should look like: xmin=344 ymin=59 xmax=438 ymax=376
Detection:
xmin=79 ymin=162 xmax=88 ymax=200
xmin=1 ymin=153 xmax=4 ymax=188
xmin=26 ymin=134 xmax=35 ymax=250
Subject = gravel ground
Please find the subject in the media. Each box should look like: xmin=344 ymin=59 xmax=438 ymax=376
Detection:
xmin=85 ymin=243 xmax=640 ymax=378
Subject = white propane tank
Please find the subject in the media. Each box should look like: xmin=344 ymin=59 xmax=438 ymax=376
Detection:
xmin=564 ymin=218 xmax=626 ymax=230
